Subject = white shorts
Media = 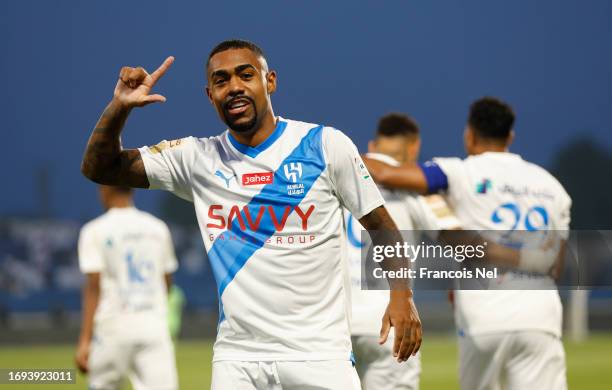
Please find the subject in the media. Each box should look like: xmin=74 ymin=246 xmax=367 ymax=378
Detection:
xmin=211 ymin=360 xmax=361 ymax=390
xmin=88 ymin=333 xmax=178 ymax=390
xmin=459 ymin=331 xmax=567 ymax=390
xmin=352 ymin=335 xmax=421 ymax=390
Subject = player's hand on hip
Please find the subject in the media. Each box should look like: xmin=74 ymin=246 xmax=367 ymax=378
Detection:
xmin=74 ymin=340 xmax=90 ymax=374
xmin=113 ymin=56 xmax=175 ymax=108
xmin=380 ymin=290 xmax=422 ymax=362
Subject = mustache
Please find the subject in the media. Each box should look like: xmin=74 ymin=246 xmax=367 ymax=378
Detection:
xmin=222 ymin=95 xmax=255 ymax=111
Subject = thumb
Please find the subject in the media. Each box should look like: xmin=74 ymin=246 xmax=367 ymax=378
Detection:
xmin=379 ymin=315 xmax=391 ymax=345
xmin=141 ymin=94 xmax=167 ymax=106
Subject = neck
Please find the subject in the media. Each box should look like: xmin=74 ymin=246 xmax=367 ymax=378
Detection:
xmin=107 ymin=198 xmax=132 ymax=209
xmin=469 ymin=142 xmax=508 ymax=156
xmin=229 ymin=111 xmax=277 ymax=147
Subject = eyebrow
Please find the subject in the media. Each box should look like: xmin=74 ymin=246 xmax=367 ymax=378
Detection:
xmin=210 ymin=63 xmax=257 ymax=79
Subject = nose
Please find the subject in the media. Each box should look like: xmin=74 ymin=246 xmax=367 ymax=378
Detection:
xmin=228 ymin=76 xmax=244 ymax=96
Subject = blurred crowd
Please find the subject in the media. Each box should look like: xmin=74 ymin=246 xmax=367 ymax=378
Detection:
xmin=0 ymin=219 xmax=216 ymax=313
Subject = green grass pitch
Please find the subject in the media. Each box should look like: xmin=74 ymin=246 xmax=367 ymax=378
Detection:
xmin=0 ymin=334 xmax=611 ymax=389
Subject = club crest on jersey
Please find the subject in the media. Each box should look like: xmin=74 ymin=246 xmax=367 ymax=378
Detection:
xmin=283 ymin=162 xmax=302 ymax=183
xmin=215 ymin=170 xmax=236 ymax=188
xmin=283 ymin=162 xmax=304 ymax=195
xmin=476 ymin=178 xmax=492 ymax=194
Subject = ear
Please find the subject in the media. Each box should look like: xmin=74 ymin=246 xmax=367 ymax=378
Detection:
xmin=506 ymin=130 xmax=515 ymax=149
xmin=464 ymin=126 xmax=474 ymax=153
xmin=266 ymin=70 xmax=277 ymax=95
xmin=407 ymin=138 xmax=421 ymax=162
xmin=368 ymin=140 xmax=376 ymax=153
xmin=205 ymin=86 xmax=213 ymax=104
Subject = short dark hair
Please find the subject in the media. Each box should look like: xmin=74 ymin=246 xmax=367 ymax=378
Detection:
xmin=376 ymin=113 xmax=420 ymax=138
xmin=207 ymin=39 xmax=266 ymax=68
xmin=468 ymin=97 xmax=515 ymax=140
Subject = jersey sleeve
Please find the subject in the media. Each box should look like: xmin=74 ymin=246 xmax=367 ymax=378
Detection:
xmin=78 ymin=223 xmax=104 ymax=273
xmin=323 ymin=128 xmax=385 ymax=219
xmin=138 ymin=137 xmax=195 ymax=202
xmin=161 ymin=223 xmax=179 ymax=274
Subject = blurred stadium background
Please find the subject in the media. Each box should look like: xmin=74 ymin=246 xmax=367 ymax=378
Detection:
xmin=2 ymin=0 xmax=611 ymax=388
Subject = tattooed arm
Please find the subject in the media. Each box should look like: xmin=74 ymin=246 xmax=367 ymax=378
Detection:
xmin=359 ymin=206 xmax=422 ymax=362
xmin=81 ymin=56 xmax=175 ymax=187
xmin=81 ymin=101 xmax=148 ymax=187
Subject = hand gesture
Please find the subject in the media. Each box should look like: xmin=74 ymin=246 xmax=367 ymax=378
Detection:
xmin=379 ymin=290 xmax=422 ymax=362
xmin=113 ymin=56 xmax=175 ymax=108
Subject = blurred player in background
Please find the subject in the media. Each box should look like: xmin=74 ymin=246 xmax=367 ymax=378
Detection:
xmin=80 ymin=39 xmax=421 ymax=389
xmin=364 ymin=97 xmax=571 ymax=390
xmin=75 ymin=185 xmax=178 ymax=390
xmin=348 ymin=113 xmax=459 ymax=389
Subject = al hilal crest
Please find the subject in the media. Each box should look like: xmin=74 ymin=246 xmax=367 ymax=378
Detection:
xmin=283 ymin=162 xmax=304 ymax=195
xmin=283 ymin=162 xmax=303 ymax=183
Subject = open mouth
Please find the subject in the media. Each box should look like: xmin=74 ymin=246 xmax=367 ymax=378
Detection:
xmin=225 ymin=97 xmax=252 ymax=116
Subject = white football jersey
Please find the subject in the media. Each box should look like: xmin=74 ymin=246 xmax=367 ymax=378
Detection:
xmin=139 ymin=117 xmax=384 ymax=361
xmin=433 ymin=152 xmax=572 ymax=337
xmin=78 ymin=207 xmax=178 ymax=340
xmin=347 ymin=153 xmax=449 ymax=336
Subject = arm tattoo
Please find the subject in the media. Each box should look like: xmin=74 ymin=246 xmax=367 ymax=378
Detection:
xmin=81 ymin=101 xmax=149 ymax=188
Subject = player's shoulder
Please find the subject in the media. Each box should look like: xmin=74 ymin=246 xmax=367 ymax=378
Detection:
xmin=148 ymin=133 xmax=227 ymax=168
xmin=78 ymin=212 xmax=112 ymax=241
xmin=147 ymin=132 xmax=232 ymax=158
xmin=146 ymin=135 xmax=197 ymax=154
xmin=521 ymin=159 xmax=571 ymax=199
xmin=281 ymin=116 xmax=343 ymax=139
xmin=130 ymin=209 xmax=171 ymax=232
xmin=432 ymin=156 xmax=464 ymax=165
xmin=280 ymin=116 xmax=323 ymax=132
xmin=430 ymin=156 xmax=466 ymax=176
xmin=280 ymin=117 xmax=348 ymax=159
xmin=80 ymin=213 xmax=108 ymax=233
xmin=193 ymin=131 xmax=225 ymax=148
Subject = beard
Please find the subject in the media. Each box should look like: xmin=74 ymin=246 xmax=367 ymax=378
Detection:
xmin=221 ymin=96 xmax=258 ymax=133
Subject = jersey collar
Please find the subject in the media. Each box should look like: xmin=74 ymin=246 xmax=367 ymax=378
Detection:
xmin=227 ymin=117 xmax=287 ymax=158
xmin=479 ymin=151 xmax=523 ymax=160
xmin=106 ymin=206 xmax=137 ymax=214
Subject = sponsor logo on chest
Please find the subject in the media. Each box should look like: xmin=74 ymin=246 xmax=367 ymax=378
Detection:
xmin=242 ymin=172 xmax=274 ymax=186
xmin=215 ymin=158 xmax=316 ymax=198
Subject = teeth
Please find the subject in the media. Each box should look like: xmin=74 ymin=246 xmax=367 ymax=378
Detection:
xmin=229 ymin=100 xmax=247 ymax=109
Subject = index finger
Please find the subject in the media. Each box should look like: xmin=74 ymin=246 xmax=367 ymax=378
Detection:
xmin=150 ymin=56 xmax=175 ymax=83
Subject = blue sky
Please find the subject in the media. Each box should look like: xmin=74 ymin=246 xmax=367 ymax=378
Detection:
xmin=1 ymin=0 xmax=611 ymax=219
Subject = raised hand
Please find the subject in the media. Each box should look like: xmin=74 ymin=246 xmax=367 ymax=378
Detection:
xmin=113 ymin=56 xmax=175 ymax=108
